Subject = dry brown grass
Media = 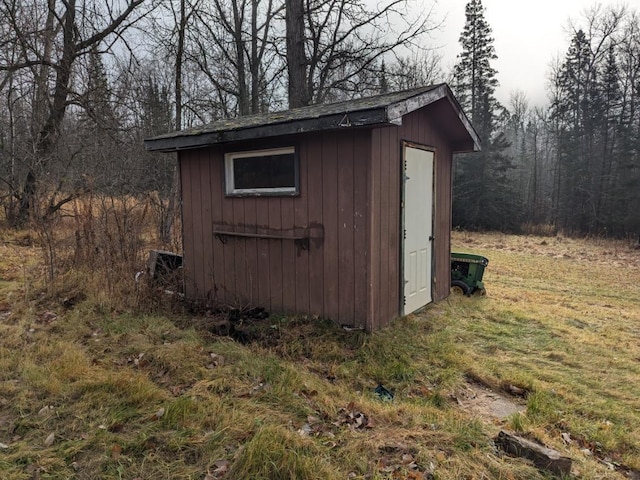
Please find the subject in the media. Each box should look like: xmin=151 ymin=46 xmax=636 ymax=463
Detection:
xmin=451 ymin=231 xmax=640 ymax=474
xmin=0 ymin=227 xmax=638 ymax=479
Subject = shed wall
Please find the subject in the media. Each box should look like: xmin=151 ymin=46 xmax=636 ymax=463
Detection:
xmin=180 ymin=103 xmax=454 ymax=331
xmin=179 ymin=130 xmax=371 ymax=327
xmin=368 ymin=106 xmax=453 ymax=330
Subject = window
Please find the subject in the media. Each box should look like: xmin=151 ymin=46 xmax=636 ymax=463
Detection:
xmin=224 ymin=147 xmax=298 ymax=196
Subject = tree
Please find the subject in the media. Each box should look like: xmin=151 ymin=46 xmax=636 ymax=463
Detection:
xmin=451 ymin=0 xmax=518 ymax=231
xmin=384 ymin=51 xmax=443 ymax=92
xmin=285 ymin=0 xmax=309 ymax=107
xmin=286 ymin=0 xmax=441 ymax=107
xmin=0 ymin=0 xmax=148 ymax=226
xmin=182 ymin=0 xmax=283 ymax=116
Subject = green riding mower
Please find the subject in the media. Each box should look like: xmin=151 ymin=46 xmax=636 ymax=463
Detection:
xmin=451 ymin=253 xmax=489 ymax=296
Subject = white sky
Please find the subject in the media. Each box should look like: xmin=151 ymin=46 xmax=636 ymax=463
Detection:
xmin=430 ymin=0 xmax=628 ymax=109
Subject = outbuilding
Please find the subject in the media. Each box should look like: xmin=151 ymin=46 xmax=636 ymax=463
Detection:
xmin=145 ymin=84 xmax=480 ymax=331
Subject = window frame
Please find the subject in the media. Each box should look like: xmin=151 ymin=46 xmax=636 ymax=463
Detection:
xmin=224 ymin=146 xmax=299 ymax=196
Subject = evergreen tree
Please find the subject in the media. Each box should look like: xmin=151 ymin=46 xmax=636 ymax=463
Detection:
xmin=452 ymin=0 xmax=518 ymax=231
xmin=82 ymin=45 xmax=116 ymax=130
xmin=550 ymin=29 xmax=592 ymax=233
xmin=596 ymin=43 xmax=622 ymax=231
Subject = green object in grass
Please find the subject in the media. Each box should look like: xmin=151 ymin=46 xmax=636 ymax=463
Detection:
xmin=451 ymin=253 xmax=489 ymax=296
xmin=374 ymin=384 xmax=394 ymax=401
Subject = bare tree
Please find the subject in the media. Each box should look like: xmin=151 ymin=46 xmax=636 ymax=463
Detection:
xmin=385 ymin=51 xmax=443 ymax=92
xmin=287 ymin=0 xmax=443 ymax=106
xmin=184 ymin=0 xmax=283 ymax=116
xmin=0 ymin=0 xmax=149 ymax=225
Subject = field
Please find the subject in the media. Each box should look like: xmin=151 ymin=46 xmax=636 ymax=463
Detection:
xmin=0 ymin=229 xmax=638 ymax=479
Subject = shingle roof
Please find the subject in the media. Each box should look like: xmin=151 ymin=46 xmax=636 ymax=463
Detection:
xmin=144 ymin=83 xmax=480 ymax=152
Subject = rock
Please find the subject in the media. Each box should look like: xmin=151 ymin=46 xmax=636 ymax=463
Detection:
xmin=495 ymin=430 xmax=572 ymax=476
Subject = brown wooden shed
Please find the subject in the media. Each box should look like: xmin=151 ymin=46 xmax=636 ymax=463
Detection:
xmin=145 ymin=84 xmax=480 ymax=331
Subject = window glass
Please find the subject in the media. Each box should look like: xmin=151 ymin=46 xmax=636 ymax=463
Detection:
xmin=233 ymin=153 xmax=295 ymax=190
xmin=225 ymin=147 xmax=297 ymax=195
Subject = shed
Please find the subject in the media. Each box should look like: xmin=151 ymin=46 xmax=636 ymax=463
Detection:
xmin=145 ymin=83 xmax=480 ymax=331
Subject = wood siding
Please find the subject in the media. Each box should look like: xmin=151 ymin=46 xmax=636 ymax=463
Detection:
xmin=368 ymin=106 xmax=453 ymax=329
xmin=180 ymin=103 xmax=454 ymax=330
xmin=180 ymin=130 xmax=371 ymax=327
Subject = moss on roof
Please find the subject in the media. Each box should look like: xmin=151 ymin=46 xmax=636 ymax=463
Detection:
xmin=148 ymin=85 xmax=442 ymax=141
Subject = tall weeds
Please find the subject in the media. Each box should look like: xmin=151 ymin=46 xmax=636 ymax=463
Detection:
xmin=27 ymin=191 xmax=181 ymax=312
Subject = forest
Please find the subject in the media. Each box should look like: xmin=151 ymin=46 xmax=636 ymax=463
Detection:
xmin=0 ymin=0 xmax=639 ymax=238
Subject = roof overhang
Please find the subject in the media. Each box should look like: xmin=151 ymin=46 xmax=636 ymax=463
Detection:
xmin=144 ymin=84 xmax=481 ymax=153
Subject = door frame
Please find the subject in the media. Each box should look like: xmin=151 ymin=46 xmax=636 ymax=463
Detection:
xmin=400 ymin=141 xmax=436 ymax=315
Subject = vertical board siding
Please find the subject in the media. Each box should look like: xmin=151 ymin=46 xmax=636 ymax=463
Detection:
xmin=321 ymin=134 xmax=340 ymax=321
xmin=386 ymin=127 xmax=400 ymax=323
xmin=268 ymin=198 xmax=283 ymax=311
xmin=306 ymin=135 xmax=325 ymax=316
xmin=378 ymin=126 xmax=391 ymax=329
xmin=220 ymin=163 xmax=236 ymax=305
xmin=210 ymin=146 xmax=224 ymax=302
xmin=180 ymin=103 xmax=456 ymax=330
xmin=179 ymin=154 xmax=195 ymax=298
xmin=232 ymin=197 xmax=247 ymax=304
xmin=199 ymin=151 xmax=214 ymax=299
xmin=190 ymin=153 xmax=205 ymax=298
xmin=180 ymin=131 xmax=370 ymax=328
xmin=352 ymin=133 xmax=370 ymax=326
xmin=281 ymin=197 xmax=297 ymax=312
xmin=294 ymin=141 xmax=310 ymax=314
xmin=243 ymin=198 xmax=258 ymax=305
xmin=337 ymin=133 xmax=355 ymax=324
xmin=368 ymin=106 xmax=454 ymax=328
xmin=368 ymin=129 xmax=382 ymax=331
xmin=434 ymin=143 xmax=453 ymax=301
xmin=255 ymin=197 xmax=271 ymax=308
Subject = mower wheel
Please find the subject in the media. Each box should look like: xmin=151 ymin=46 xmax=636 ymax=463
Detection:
xmin=451 ymin=281 xmax=470 ymax=296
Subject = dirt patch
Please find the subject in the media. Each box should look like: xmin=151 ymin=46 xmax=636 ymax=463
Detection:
xmin=454 ymin=382 xmax=525 ymax=423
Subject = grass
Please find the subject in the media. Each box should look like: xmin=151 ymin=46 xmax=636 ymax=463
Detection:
xmin=0 ymin=229 xmax=638 ymax=479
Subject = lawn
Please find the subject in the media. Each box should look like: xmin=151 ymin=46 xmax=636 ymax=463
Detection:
xmin=0 ymin=230 xmax=638 ymax=479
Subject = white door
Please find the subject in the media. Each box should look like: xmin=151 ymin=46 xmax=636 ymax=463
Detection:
xmin=403 ymin=146 xmax=434 ymax=315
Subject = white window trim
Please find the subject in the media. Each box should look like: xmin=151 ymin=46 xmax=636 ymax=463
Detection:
xmin=224 ymin=146 xmax=297 ymax=196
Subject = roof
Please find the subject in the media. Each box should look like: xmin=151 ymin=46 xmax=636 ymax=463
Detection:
xmin=144 ymin=83 xmax=481 ymax=153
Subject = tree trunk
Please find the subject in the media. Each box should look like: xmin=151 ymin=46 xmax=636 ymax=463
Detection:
xmin=15 ymin=0 xmax=77 ymax=225
xmin=175 ymin=0 xmax=187 ymax=131
xmin=285 ymin=0 xmax=310 ymax=108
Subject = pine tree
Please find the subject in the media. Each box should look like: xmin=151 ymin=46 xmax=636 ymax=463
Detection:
xmin=453 ymin=0 xmax=498 ymax=138
xmin=596 ymin=43 xmax=622 ymax=231
xmin=83 ymin=45 xmax=116 ymax=130
xmin=550 ymin=29 xmax=612 ymax=234
xmin=452 ymin=0 xmax=518 ymax=231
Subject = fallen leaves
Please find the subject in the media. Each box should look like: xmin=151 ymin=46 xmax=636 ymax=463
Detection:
xmin=39 ymin=311 xmax=58 ymax=324
xmin=206 ymin=459 xmax=230 ymax=478
xmin=376 ymin=449 xmax=436 ymax=479
xmin=333 ymin=403 xmax=373 ymax=430
xmin=151 ymin=407 xmax=165 ymax=421
xmin=111 ymin=444 xmax=122 ymax=459
xmin=38 ymin=405 xmax=54 ymax=416
xmin=239 ymin=381 xmax=271 ymax=398
xmin=207 ymin=352 xmax=225 ymax=369
xmin=43 ymin=432 xmax=55 ymax=447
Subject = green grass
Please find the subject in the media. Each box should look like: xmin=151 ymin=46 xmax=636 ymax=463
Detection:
xmin=0 ymin=231 xmax=638 ymax=478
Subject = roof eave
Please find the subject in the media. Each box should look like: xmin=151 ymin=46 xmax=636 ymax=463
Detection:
xmin=387 ymin=84 xmax=481 ymax=152
xmin=144 ymin=108 xmax=390 ymax=152
xmin=386 ymin=83 xmax=449 ymax=124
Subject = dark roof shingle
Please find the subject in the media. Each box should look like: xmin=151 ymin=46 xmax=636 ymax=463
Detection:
xmin=144 ymin=84 xmax=480 ymax=152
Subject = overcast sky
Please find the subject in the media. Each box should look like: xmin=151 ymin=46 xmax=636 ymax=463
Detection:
xmin=430 ymin=0 xmax=628 ymax=108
